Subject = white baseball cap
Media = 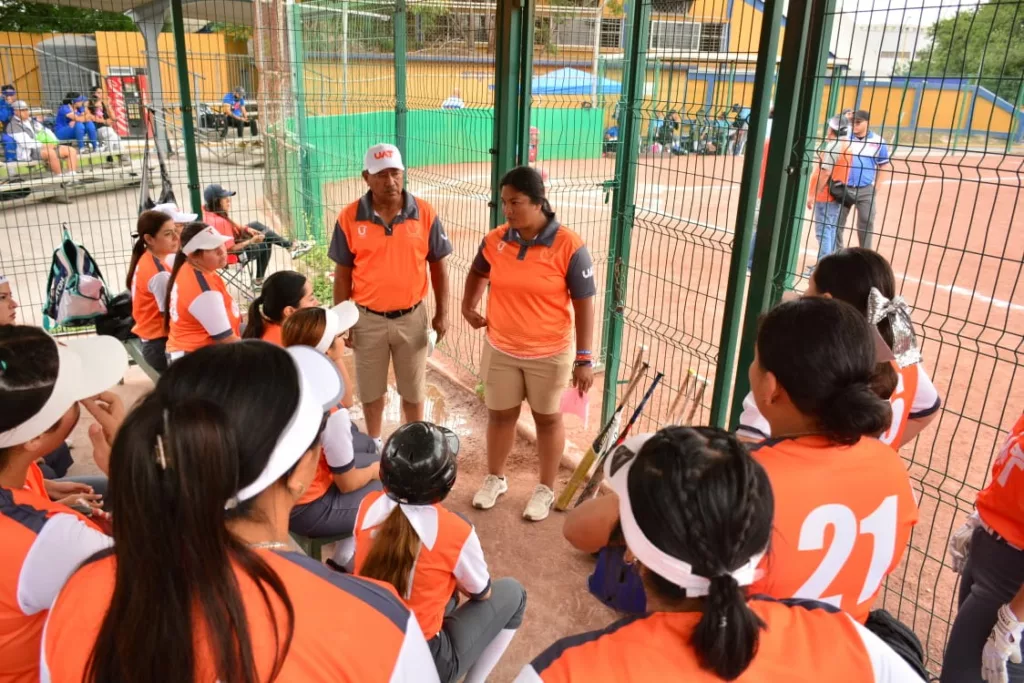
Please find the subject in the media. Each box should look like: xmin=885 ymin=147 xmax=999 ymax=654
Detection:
xmin=0 ymin=335 xmax=129 ymax=448
xmin=364 ymin=143 xmax=404 ymax=175
xmin=152 ymin=202 xmax=198 ymax=224
xmin=315 ymin=301 xmax=360 ymax=354
xmin=182 ymin=226 xmax=232 ymax=255
xmin=234 ymin=346 xmax=343 ymax=503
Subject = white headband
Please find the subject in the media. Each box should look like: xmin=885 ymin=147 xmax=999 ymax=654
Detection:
xmin=360 ymin=494 xmax=440 ymax=551
xmin=606 ymin=436 xmax=765 ymax=596
xmin=316 ymin=301 xmax=360 ymax=354
xmin=183 ymin=226 xmax=231 ymax=256
xmin=0 ymin=275 xmax=7 ymax=286
xmin=0 ymin=336 xmax=128 ymax=449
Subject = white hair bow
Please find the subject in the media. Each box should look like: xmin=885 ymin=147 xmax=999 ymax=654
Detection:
xmin=866 ymin=287 xmax=922 ymax=368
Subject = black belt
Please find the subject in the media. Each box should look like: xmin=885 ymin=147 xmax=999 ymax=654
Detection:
xmin=359 ymin=301 xmax=421 ymax=319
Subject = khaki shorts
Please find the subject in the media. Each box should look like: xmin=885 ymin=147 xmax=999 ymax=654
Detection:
xmin=480 ymin=342 xmax=573 ymax=414
xmin=352 ymin=303 xmax=429 ymax=404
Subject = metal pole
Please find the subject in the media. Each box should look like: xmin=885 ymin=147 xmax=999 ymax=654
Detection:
xmin=489 ymin=0 xmax=526 ymax=228
xmin=599 ymin=0 xmax=651 ymax=425
xmin=169 ymin=0 xmax=202 ymax=214
xmin=343 ymin=0 xmax=350 ymax=116
xmin=394 ymin=0 xmax=408 ymax=165
xmin=590 ymin=2 xmax=605 ymax=105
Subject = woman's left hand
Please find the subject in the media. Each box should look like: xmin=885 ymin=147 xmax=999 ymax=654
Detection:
xmin=572 ymin=364 xmax=594 ymax=396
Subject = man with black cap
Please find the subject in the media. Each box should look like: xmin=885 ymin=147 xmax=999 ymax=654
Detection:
xmin=836 ymin=109 xmax=889 ymax=250
xmin=220 ymin=86 xmax=257 ymax=139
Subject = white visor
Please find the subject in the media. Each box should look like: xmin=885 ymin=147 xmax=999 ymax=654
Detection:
xmin=0 ymin=336 xmax=129 ymax=449
xmin=233 ymin=346 xmax=343 ymax=503
xmin=606 ymin=435 xmax=765 ymax=596
xmin=315 ymin=301 xmax=360 ymax=354
xmin=152 ymin=202 xmax=198 ymax=224
xmin=183 ymin=226 xmax=231 ymax=255
xmin=0 ymin=274 xmax=7 ymax=286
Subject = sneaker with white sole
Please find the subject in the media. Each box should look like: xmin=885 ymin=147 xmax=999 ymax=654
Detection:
xmin=523 ymin=484 xmax=555 ymax=522
xmin=290 ymin=240 xmax=315 ymax=260
xmin=472 ymin=474 xmax=508 ymax=510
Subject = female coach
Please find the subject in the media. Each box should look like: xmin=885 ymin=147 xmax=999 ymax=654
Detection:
xmin=42 ymin=342 xmax=436 ymax=682
xmin=164 ymin=223 xmax=240 ymax=361
xmin=462 ymin=166 xmax=596 ymax=522
xmin=242 ymin=270 xmax=319 ymax=345
xmin=126 ymin=210 xmax=180 ymax=371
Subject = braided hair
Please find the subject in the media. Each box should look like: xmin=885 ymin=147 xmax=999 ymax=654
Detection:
xmin=628 ymin=426 xmax=774 ymax=680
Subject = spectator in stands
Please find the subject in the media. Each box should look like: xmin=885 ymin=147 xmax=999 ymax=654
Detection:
xmin=0 ymin=326 xmax=126 ymax=683
xmin=440 ymin=88 xmax=465 ymax=110
xmin=127 ymin=210 xmax=180 ymax=372
xmin=203 ymin=183 xmax=314 ymax=288
xmin=164 ymin=223 xmax=240 ymax=361
xmin=242 ymin=270 xmax=319 ymax=345
xmin=220 ymin=86 xmax=258 ymax=139
xmin=0 ymin=85 xmax=16 ymax=131
xmin=602 ymin=124 xmax=619 ymax=158
xmin=533 ymin=426 xmax=924 ymax=681
xmin=462 ymin=166 xmax=595 ymax=522
xmin=8 ymin=100 xmax=79 ymax=177
xmin=41 ymin=342 xmax=438 ymax=683
xmin=87 ymin=85 xmax=121 ymax=152
xmin=55 ymin=92 xmax=98 ymax=152
xmin=354 ymin=422 xmax=527 ymax=683
xmin=836 ymin=109 xmax=889 ymax=250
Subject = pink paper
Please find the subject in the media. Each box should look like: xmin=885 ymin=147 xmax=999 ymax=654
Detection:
xmin=560 ymin=388 xmax=590 ymax=424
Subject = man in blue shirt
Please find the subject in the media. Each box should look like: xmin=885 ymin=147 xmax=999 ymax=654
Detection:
xmin=837 ymin=109 xmax=889 ymax=250
xmin=220 ymin=86 xmax=258 ymax=139
xmin=0 ymin=86 xmax=16 ymax=132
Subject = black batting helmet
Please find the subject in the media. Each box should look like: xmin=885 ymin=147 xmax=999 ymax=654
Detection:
xmin=380 ymin=422 xmax=459 ymax=505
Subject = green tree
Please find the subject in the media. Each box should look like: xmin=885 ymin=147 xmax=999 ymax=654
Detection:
xmin=0 ymin=1 xmax=135 ymax=32
xmin=906 ymin=0 xmax=1024 ymax=103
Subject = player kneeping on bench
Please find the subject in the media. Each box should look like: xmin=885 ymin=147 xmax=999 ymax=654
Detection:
xmin=738 ymin=247 xmax=940 ymax=449
xmin=746 ymin=298 xmax=920 ymax=629
xmin=519 ymin=426 xmax=924 ymax=682
xmin=283 ymin=303 xmax=381 ymax=565
xmin=354 ymin=422 xmax=527 ymax=683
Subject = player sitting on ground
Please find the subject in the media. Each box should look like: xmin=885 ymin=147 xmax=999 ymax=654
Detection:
xmin=353 ymin=421 xmax=527 ymax=683
xmin=42 ymin=342 xmax=436 ymax=682
xmin=738 ymin=247 xmax=941 ymax=449
xmin=521 ymin=426 xmax=924 ymax=682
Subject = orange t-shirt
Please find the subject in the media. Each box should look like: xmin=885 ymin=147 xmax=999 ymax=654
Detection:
xmin=749 ymin=436 xmax=919 ymax=623
xmin=130 ymin=252 xmax=173 ymax=341
xmin=328 ymin=192 xmax=452 ymax=312
xmin=976 ymin=413 xmax=1024 ymax=548
xmin=521 ymin=598 xmax=913 ymax=681
xmin=44 ymin=549 xmax=434 ymax=682
xmin=24 ymin=462 xmax=47 ymax=498
xmin=472 ymin=219 xmax=596 ymax=358
xmin=167 ymin=265 xmax=241 ymax=354
xmin=261 ymin=322 xmax=283 ymax=346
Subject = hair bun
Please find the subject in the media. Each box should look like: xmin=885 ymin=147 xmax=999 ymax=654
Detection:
xmin=821 ymin=382 xmax=892 ymax=444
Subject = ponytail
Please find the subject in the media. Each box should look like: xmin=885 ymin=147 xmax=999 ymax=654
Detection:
xmin=125 ymin=237 xmax=147 ymax=291
xmin=164 ymin=222 xmax=208 ymax=331
xmin=242 ymin=271 xmax=307 ymax=340
xmin=691 ymin=575 xmax=764 ymax=680
xmin=359 ymin=507 xmax=421 ymax=599
xmin=127 ymin=210 xmax=175 ymax=291
xmin=244 ymin=294 xmax=267 ymax=340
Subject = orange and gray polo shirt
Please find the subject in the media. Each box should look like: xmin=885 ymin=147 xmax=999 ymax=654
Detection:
xmin=329 ymin=191 xmax=452 ymax=313
xmin=472 ymin=218 xmax=595 ymax=359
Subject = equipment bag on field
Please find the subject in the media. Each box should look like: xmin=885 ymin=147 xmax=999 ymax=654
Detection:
xmin=43 ymin=226 xmax=109 ymax=329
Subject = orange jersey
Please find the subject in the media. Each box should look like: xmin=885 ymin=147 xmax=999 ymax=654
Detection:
xmin=262 ymin=322 xmax=283 ymax=346
xmin=1 ymin=485 xmax=108 ymax=683
xmin=976 ymin=413 xmax=1024 ymax=548
xmin=749 ymin=436 xmax=918 ymax=623
xmin=24 ymin=462 xmax=46 ymax=498
xmin=472 ymin=220 xmax=596 ymax=358
xmin=43 ymin=549 xmax=436 ymax=682
xmin=167 ymin=265 xmax=241 ymax=354
xmin=328 ymin=192 xmax=452 ymax=312
xmin=517 ymin=598 xmax=921 ymax=682
xmin=354 ymin=490 xmax=491 ymax=637
xmin=130 ymin=252 xmax=172 ymax=341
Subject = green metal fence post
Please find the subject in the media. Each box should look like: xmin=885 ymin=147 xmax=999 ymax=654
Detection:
xmin=598 ymin=0 xmax=651 ymax=425
xmin=288 ymin=1 xmax=317 ymax=241
xmin=394 ymin=0 xmax=408 ymax=164
xmin=169 ymin=0 xmax=202 ymax=214
xmin=489 ymin=0 xmax=528 ymax=228
xmin=1006 ymin=77 xmax=1024 ymax=154
xmin=517 ymin=0 xmax=536 ymax=168
xmin=707 ymin=0 xmax=787 ymax=427
xmin=727 ymin=0 xmax=819 ymax=427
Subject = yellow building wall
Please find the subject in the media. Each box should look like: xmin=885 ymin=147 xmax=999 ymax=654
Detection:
xmin=0 ymin=32 xmax=50 ymax=107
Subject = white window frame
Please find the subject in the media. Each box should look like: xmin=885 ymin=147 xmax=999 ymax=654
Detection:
xmin=649 ymin=20 xmax=726 ymax=52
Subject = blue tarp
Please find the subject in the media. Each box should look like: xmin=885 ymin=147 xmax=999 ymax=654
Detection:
xmin=531 ymin=67 xmax=621 ymax=96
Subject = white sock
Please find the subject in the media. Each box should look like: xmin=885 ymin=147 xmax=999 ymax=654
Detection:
xmin=372 ymin=437 xmax=383 ymax=451
xmin=463 ymin=628 xmax=517 ymax=683
xmin=330 ymin=536 xmax=356 ymax=569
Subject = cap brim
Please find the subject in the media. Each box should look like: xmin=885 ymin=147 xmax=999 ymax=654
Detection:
xmin=175 ymin=212 xmax=198 ymax=223
xmin=183 ymin=231 xmax=232 ymax=254
xmin=316 ymin=301 xmax=360 ymax=353
xmin=234 ymin=346 xmax=342 ymax=502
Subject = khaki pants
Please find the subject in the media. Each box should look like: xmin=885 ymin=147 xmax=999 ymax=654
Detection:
xmin=480 ymin=342 xmax=573 ymax=414
xmin=352 ymin=303 xmax=429 ymax=404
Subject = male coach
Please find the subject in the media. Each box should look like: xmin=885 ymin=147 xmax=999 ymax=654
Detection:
xmin=330 ymin=143 xmax=452 ymax=447
xmin=836 ymin=109 xmax=889 ymax=250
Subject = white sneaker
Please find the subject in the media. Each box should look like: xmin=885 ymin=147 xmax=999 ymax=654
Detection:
xmin=290 ymin=240 xmax=315 ymax=259
xmin=472 ymin=475 xmax=508 ymax=510
xmin=523 ymin=484 xmax=555 ymax=522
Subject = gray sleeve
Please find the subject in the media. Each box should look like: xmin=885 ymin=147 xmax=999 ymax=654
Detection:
xmin=327 ymin=220 xmax=355 ymax=267
xmin=471 ymin=238 xmax=491 ymax=274
xmin=566 ymin=245 xmax=597 ymax=299
xmin=427 ymin=216 xmax=453 ymax=262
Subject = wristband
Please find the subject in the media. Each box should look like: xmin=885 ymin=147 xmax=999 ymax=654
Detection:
xmin=573 ymin=360 xmax=593 ymax=368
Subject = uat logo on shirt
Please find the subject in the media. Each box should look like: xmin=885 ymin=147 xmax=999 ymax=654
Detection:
xmin=374 ymin=150 xmax=393 ymax=160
